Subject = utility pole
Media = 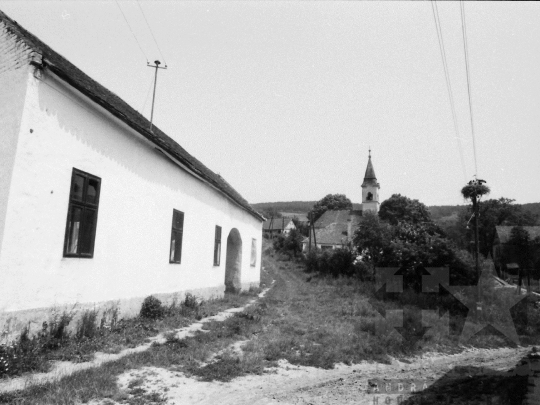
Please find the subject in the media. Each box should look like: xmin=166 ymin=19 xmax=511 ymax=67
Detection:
xmin=308 ymin=212 xmax=312 ymax=252
xmin=470 ymin=178 xmax=487 ymax=318
xmin=147 ymin=60 xmax=167 ymax=132
xmin=473 ymin=185 xmax=480 ymax=317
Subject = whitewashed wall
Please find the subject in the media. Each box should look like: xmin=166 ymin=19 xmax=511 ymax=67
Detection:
xmin=0 ymin=68 xmax=262 ymax=322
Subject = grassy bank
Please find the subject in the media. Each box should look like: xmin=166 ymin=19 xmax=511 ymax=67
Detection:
xmin=1 ymin=248 xmax=538 ymax=404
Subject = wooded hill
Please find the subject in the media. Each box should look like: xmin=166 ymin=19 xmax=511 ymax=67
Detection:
xmin=252 ymin=201 xmax=540 ymax=222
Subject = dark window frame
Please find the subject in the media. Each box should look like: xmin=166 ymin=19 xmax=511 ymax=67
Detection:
xmin=169 ymin=209 xmax=184 ymax=264
xmin=214 ymin=225 xmax=222 ymax=266
xmin=63 ymin=168 xmax=101 ymax=258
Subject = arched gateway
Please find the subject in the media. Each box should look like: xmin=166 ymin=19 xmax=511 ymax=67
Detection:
xmin=224 ymin=228 xmax=242 ymax=293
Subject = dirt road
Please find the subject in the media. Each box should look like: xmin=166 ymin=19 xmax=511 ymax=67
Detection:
xmin=105 ymin=345 xmax=531 ymax=405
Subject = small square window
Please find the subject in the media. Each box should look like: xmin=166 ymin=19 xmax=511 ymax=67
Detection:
xmin=170 ymin=210 xmax=184 ymax=264
xmin=214 ymin=226 xmax=222 ymax=266
xmin=250 ymin=238 xmax=257 ymax=267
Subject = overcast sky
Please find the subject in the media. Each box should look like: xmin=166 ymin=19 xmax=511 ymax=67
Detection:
xmin=2 ymin=1 xmax=539 ymax=206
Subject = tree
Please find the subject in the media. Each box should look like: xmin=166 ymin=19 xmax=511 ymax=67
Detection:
xmin=353 ymin=211 xmax=392 ymax=267
xmin=462 ymin=198 xmax=539 ymax=257
xmin=260 ymin=207 xmax=282 ymax=220
xmin=309 ymin=194 xmax=352 ymax=222
xmin=379 ymin=194 xmax=431 ymax=225
xmin=353 ymin=211 xmax=475 ymax=289
xmin=508 ymin=226 xmax=535 ymax=271
xmin=273 ymin=229 xmax=304 ymax=258
xmin=291 ymin=216 xmax=309 ymax=237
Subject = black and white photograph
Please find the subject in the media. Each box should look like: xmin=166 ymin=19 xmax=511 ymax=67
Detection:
xmin=0 ymin=1 xmax=539 ymax=404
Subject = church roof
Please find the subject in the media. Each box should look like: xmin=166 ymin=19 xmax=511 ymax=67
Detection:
xmin=303 ymin=209 xmax=362 ymax=245
xmin=362 ymin=153 xmax=378 ymax=188
xmin=364 ymin=156 xmax=377 ymax=180
xmin=0 ymin=10 xmax=264 ymax=222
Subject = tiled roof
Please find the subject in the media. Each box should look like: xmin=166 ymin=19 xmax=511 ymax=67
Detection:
xmin=305 ymin=210 xmax=362 ymax=245
xmin=263 ymin=218 xmax=294 ymax=231
xmin=0 ymin=10 xmax=264 ymax=222
xmin=495 ymin=226 xmax=540 ymax=244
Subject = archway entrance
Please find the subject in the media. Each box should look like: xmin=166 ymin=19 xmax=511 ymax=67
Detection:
xmin=224 ymin=228 xmax=242 ymax=293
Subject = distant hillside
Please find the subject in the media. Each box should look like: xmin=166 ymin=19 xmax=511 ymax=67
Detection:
xmin=253 ymin=201 xmax=539 ymax=223
xmin=252 ymin=201 xmax=362 ymax=214
xmin=521 ymin=202 xmax=540 ymax=218
xmin=429 ymin=205 xmax=467 ymax=221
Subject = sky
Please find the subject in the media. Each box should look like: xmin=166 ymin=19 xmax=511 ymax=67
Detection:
xmin=2 ymin=1 xmax=539 ymax=207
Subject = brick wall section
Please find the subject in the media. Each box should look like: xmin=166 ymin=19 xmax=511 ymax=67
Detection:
xmin=0 ymin=21 xmax=36 ymax=74
xmin=0 ymin=21 xmax=34 ymax=260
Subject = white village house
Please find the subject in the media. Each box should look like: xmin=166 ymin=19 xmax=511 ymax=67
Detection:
xmin=0 ymin=11 xmax=264 ymax=335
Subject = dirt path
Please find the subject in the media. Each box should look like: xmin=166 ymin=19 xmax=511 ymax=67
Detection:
xmin=93 ymin=346 xmax=530 ymax=405
xmin=89 ymin=253 xmax=534 ymax=405
xmin=0 ymin=286 xmax=273 ymax=394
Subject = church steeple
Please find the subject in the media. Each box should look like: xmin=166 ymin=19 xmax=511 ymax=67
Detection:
xmin=361 ymin=149 xmax=380 ymax=213
xmin=362 ymin=148 xmax=377 ymax=186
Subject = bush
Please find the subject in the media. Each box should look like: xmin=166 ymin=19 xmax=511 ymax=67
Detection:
xmin=140 ymin=296 xmax=165 ymax=320
xmin=76 ymin=309 xmax=99 ymax=340
xmin=303 ymin=248 xmax=358 ymax=278
xmin=183 ymin=293 xmax=199 ymax=309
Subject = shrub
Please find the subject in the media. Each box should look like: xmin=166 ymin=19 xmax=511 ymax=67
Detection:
xmin=140 ymin=296 xmax=165 ymax=320
xmin=183 ymin=293 xmax=199 ymax=309
xmin=303 ymin=248 xmax=358 ymax=278
xmin=76 ymin=309 xmax=99 ymax=340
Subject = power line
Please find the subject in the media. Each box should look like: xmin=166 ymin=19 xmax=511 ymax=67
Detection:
xmin=460 ymin=0 xmax=478 ymax=177
xmin=136 ymin=0 xmax=168 ymax=67
xmin=114 ymin=0 xmax=149 ymax=64
xmin=430 ymin=0 xmax=468 ymax=182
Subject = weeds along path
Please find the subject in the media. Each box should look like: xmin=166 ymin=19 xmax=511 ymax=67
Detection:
xmin=85 ymin=253 xmax=534 ymax=405
xmin=0 ymin=285 xmax=274 ymax=394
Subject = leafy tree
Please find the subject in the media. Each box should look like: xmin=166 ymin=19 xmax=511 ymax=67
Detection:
xmin=354 ymin=201 xmax=476 ymax=289
xmin=379 ymin=194 xmax=431 ymax=225
xmin=260 ymin=207 xmax=282 ymax=219
xmin=309 ymin=194 xmax=352 ymax=222
xmin=508 ymin=226 xmax=537 ymax=271
xmin=291 ymin=216 xmax=309 ymax=237
xmin=353 ymin=211 xmax=392 ymax=267
xmin=461 ymin=198 xmax=539 ymax=257
xmin=273 ymin=229 xmax=304 ymax=258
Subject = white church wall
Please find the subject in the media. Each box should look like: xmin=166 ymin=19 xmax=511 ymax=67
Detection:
xmin=0 ymin=69 xmax=262 ymax=335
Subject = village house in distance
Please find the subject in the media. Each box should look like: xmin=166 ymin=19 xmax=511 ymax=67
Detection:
xmin=262 ymin=217 xmax=296 ymax=236
xmin=0 ymin=11 xmax=264 ymax=335
xmin=303 ymin=151 xmax=380 ymax=251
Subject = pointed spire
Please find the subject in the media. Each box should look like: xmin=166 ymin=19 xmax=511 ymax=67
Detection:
xmin=364 ymin=149 xmax=377 ymax=180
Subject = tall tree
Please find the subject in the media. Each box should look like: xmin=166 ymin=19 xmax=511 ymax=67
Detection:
xmin=309 ymin=194 xmax=352 ymax=222
xmin=379 ymin=194 xmax=431 ymax=225
xmin=463 ymin=198 xmax=538 ymax=257
xmin=353 ymin=211 xmax=392 ymax=266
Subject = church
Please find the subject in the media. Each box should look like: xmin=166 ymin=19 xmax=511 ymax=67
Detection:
xmin=303 ymin=151 xmax=380 ymax=251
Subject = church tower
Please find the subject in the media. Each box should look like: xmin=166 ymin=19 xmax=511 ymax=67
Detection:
xmin=361 ymin=149 xmax=380 ymax=213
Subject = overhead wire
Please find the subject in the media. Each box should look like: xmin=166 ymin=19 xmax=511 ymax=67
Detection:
xmin=430 ymin=0 xmax=468 ymax=182
xmin=114 ymin=0 xmax=149 ymax=64
xmin=136 ymin=0 xmax=168 ymax=67
xmin=460 ymin=0 xmax=478 ymax=177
